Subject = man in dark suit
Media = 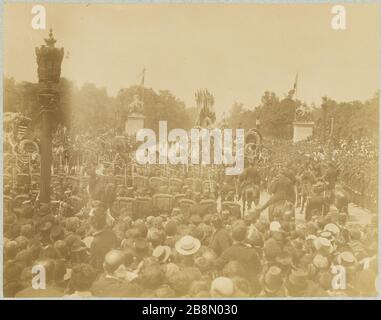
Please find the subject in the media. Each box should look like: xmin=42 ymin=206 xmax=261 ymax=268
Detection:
xmin=215 ymin=224 xmax=262 ymax=293
xmin=89 ymin=211 xmax=118 ymax=272
xmin=209 ymin=215 xmax=233 ymax=256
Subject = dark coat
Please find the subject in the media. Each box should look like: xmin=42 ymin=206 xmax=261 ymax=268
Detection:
xmin=209 ymin=228 xmax=233 ymax=256
xmin=216 ymin=243 xmax=262 ymax=276
xmin=91 ymin=274 xmax=141 ymax=297
xmin=89 ymin=228 xmax=118 ymax=272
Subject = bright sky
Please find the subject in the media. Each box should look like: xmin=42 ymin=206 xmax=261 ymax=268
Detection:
xmin=3 ymin=3 xmax=380 ymax=117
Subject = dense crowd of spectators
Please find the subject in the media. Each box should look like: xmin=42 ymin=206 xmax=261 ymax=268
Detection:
xmin=3 ymin=131 xmax=378 ymax=298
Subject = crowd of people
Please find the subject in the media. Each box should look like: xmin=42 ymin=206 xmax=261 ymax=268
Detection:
xmin=3 ymin=126 xmax=379 ymax=298
xmin=260 ymin=137 xmax=378 ymax=212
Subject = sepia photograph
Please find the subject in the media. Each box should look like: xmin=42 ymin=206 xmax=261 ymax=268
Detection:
xmin=2 ymin=2 xmax=379 ymax=299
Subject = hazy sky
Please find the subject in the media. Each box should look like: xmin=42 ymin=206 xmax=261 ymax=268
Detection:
xmin=3 ymin=3 xmax=380 ymax=117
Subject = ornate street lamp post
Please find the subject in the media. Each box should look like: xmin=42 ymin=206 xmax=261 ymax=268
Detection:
xmin=35 ymin=29 xmax=64 ymax=204
xmin=321 ymin=97 xmax=329 ymax=144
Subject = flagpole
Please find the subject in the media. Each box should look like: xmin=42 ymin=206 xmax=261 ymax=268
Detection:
xmin=293 ymin=73 xmax=298 ymax=121
xmin=140 ymin=67 xmax=146 ymax=106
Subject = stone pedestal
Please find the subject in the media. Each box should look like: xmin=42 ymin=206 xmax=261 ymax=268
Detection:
xmin=125 ymin=113 xmax=145 ymax=136
xmin=293 ymin=121 xmax=314 ymax=143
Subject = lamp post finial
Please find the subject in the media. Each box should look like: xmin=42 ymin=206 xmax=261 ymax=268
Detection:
xmin=44 ymin=28 xmax=57 ymax=47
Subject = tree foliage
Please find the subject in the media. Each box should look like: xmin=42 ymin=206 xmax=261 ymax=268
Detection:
xmin=116 ymin=86 xmax=193 ymax=133
xmin=226 ymin=91 xmax=299 ymax=139
xmin=4 ymin=77 xmax=193 ymax=136
xmin=312 ymin=94 xmax=379 ymax=143
xmin=225 ymin=90 xmax=378 ymax=142
xmin=5 ymin=76 xmax=378 ymax=143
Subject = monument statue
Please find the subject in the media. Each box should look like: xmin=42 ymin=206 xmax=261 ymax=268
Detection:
xmin=127 ymin=94 xmax=144 ymax=115
xmin=195 ymin=89 xmax=216 ymax=128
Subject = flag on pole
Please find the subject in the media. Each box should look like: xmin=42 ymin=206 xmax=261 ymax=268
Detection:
xmin=293 ymin=73 xmax=298 ymax=100
xmin=138 ymin=67 xmax=146 ymax=104
xmin=139 ymin=67 xmax=146 ymax=87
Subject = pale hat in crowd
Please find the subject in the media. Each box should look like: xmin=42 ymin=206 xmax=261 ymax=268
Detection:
xmin=152 ymin=245 xmax=171 ymax=263
xmin=324 ymin=223 xmax=340 ymax=237
xmin=306 ymin=234 xmax=317 ymax=241
xmin=269 ymin=221 xmax=282 ymax=232
xmin=133 ymin=219 xmax=145 ymax=227
xmin=147 ymin=228 xmax=164 ymax=243
xmin=313 ymin=254 xmax=330 ymax=270
xmin=210 ymin=277 xmax=235 ymax=297
xmin=318 ymin=230 xmax=335 ymax=242
xmin=313 ymin=237 xmax=334 ymax=254
xmin=22 ymin=200 xmax=32 ymax=206
xmin=104 ymin=249 xmax=126 ymax=270
xmin=337 ymin=251 xmax=357 ymax=267
xmin=175 ymin=235 xmax=201 ymax=256
xmin=82 ymin=236 xmax=94 ymax=249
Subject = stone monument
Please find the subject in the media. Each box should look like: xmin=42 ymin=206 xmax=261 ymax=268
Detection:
xmin=125 ymin=94 xmax=145 ymax=136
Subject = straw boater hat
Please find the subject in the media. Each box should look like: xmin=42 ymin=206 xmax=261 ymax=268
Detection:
xmin=313 ymin=237 xmax=334 ymax=255
xmin=318 ymin=230 xmax=335 ymax=242
xmin=152 ymin=245 xmax=171 ymax=263
xmin=337 ymin=251 xmax=357 ymax=267
xmin=324 ymin=223 xmax=340 ymax=237
xmin=210 ymin=277 xmax=235 ymax=297
xmin=175 ymin=235 xmax=201 ymax=256
xmin=269 ymin=221 xmax=282 ymax=232
xmin=82 ymin=236 xmax=94 ymax=249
